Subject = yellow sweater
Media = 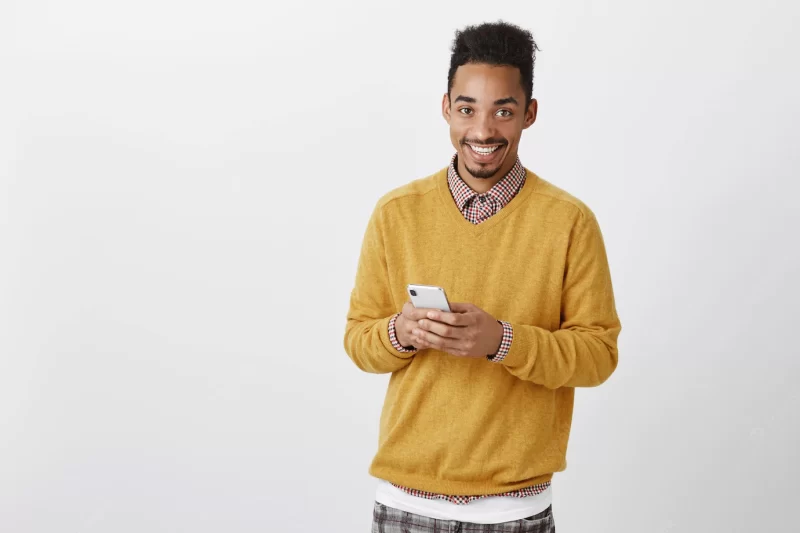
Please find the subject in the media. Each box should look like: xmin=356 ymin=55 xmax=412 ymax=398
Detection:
xmin=343 ymin=165 xmax=621 ymax=496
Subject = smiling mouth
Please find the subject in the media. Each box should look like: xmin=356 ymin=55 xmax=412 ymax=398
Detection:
xmin=464 ymin=142 xmax=507 ymax=164
xmin=467 ymin=144 xmax=502 ymax=155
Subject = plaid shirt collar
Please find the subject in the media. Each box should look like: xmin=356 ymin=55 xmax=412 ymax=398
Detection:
xmin=447 ymin=153 xmax=527 ymax=212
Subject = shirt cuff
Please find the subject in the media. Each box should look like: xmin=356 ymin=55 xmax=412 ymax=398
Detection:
xmin=487 ymin=320 xmax=513 ymax=362
xmin=388 ymin=313 xmax=417 ymax=353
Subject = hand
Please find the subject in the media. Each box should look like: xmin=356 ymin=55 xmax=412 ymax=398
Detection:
xmin=410 ymin=302 xmax=504 ymax=358
xmin=395 ymin=301 xmax=438 ymax=349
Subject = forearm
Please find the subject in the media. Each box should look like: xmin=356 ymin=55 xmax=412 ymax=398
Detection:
xmin=495 ymin=208 xmax=622 ymax=388
xmin=498 ymin=322 xmax=620 ymax=388
xmin=344 ymin=201 xmax=416 ymax=374
xmin=344 ymin=314 xmax=416 ymax=374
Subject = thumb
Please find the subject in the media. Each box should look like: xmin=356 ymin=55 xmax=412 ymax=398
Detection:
xmin=449 ymin=302 xmax=475 ymax=313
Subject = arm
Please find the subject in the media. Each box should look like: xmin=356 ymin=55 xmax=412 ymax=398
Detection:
xmin=499 ymin=209 xmax=621 ymax=388
xmin=343 ymin=203 xmax=417 ymax=374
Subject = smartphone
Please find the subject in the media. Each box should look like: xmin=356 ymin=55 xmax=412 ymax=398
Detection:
xmin=407 ymin=284 xmax=452 ymax=312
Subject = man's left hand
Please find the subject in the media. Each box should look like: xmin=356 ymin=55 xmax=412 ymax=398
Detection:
xmin=410 ymin=302 xmax=504 ymax=358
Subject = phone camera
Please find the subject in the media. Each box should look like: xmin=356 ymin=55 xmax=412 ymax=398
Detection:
xmin=409 ymin=289 xmax=417 ymax=296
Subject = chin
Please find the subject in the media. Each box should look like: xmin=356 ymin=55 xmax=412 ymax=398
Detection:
xmin=465 ymin=166 xmax=502 ymax=179
xmin=463 ymin=153 xmax=505 ymax=179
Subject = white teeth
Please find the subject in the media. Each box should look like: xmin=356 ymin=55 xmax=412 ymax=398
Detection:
xmin=469 ymin=144 xmax=500 ymax=155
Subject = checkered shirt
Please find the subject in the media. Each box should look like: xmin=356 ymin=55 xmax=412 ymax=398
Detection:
xmin=446 ymin=153 xmax=527 ymax=225
xmin=386 ymin=154 xmax=550 ymax=505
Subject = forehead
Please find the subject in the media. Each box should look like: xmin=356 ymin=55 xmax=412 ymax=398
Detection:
xmin=451 ymin=63 xmax=524 ymax=100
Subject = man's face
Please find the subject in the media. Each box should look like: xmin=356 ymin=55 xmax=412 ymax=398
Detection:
xmin=443 ymin=63 xmax=537 ymax=180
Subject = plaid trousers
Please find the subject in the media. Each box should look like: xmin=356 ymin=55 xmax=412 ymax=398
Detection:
xmin=371 ymin=501 xmax=555 ymax=533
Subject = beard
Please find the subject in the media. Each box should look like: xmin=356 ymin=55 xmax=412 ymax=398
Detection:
xmin=465 ymin=163 xmax=502 ymax=179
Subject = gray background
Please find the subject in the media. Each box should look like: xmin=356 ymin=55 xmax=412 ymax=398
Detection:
xmin=2 ymin=1 xmax=799 ymax=532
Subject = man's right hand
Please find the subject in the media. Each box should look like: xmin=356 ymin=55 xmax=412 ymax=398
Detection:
xmin=395 ymin=301 xmax=435 ymax=348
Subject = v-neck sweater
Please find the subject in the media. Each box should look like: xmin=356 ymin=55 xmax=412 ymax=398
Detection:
xmin=344 ymin=165 xmax=622 ymax=496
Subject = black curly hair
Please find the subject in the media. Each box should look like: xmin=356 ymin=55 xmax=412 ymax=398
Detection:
xmin=447 ymin=21 xmax=540 ymax=107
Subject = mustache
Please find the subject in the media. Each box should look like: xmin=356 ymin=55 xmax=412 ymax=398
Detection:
xmin=460 ymin=138 xmax=508 ymax=146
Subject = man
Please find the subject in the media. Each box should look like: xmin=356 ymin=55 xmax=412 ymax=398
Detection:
xmin=344 ymin=21 xmax=621 ymax=532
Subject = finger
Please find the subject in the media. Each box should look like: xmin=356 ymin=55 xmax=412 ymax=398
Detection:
xmin=417 ymin=318 xmax=464 ymax=339
xmin=402 ymin=301 xmax=424 ymax=318
xmin=447 ymin=302 xmax=475 ymax=314
xmin=409 ymin=330 xmax=433 ymax=348
xmin=411 ymin=327 xmax=450 ymax=350
xmin=423 ymin=309 xmax=471 ymax=326
xmin=404 ymin=305 xmax=437 ymax=321
xmin=412 ymin=336 xmax=431 ymax=349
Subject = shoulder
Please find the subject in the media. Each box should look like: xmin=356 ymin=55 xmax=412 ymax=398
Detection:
xmin=373 ymin=167 xmax=445 ymax=213
xmin=527 ymin=170 xmax=598 ymax=222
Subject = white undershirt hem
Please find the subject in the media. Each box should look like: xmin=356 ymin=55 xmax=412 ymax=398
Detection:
xmin=374 ymin=479 xmax=552 ymax=525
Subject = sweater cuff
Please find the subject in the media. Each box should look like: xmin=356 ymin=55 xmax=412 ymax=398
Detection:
xmin=388 ymin=313 xmax=418 ymax=354
xmin=487 ymin=320 xmax=513 ymax=363
xmin=496 ymin=322 xmax=539 ymax=371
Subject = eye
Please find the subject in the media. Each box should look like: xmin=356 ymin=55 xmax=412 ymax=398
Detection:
xmin=458 ymin=108 xmax=473 ymax=115
xmin=496 ymin=109 xmax=512 ymax=117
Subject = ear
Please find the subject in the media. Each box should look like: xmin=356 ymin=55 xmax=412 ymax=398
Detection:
xmin=442 ymin=93 xmax=451 ymax=124
xmin=522 ymin=98 xmax=538 ymax=129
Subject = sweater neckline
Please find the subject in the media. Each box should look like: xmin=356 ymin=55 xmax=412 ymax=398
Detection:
xmin=435 ymin=165 xmax=539 ymax=237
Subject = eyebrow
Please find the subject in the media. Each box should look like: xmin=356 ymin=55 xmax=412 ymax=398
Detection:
xmin=494 ymin=96 xmax=519 ymax=106
xmin=453 ymin=95 xmax=519 ymax=106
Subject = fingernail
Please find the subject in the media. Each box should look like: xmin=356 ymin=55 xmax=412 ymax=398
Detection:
xmin=427 ymin=312 xmax=437 ymax=319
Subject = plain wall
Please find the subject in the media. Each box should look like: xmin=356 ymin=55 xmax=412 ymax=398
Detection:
xmin=2 ymin=1 xmax=799 ymax=532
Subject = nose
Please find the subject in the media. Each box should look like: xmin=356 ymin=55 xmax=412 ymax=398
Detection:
xmin=471 ymin=112 xmax=496 ymax=143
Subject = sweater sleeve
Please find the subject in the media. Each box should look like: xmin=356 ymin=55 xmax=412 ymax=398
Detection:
xmin=343 ymin=202 xmax=416 ymax=374
xmin=500 ymin=209 xmax=621 ymax=388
